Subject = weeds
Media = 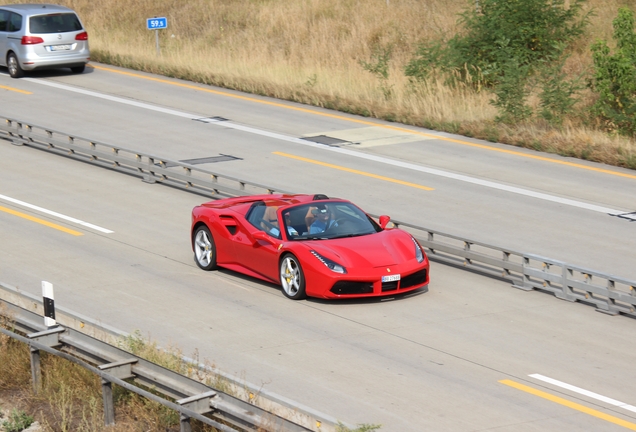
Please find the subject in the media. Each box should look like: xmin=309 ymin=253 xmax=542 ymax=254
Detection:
xmin=360 ymin=44 xmax=394 ymax=99
xmin=336 ymin=422 xmax=382 ymax=432
xmin=2 ymin=408 xmax=34 ymax=432
xmin=0 ymin=321 xmax=283 ymax=432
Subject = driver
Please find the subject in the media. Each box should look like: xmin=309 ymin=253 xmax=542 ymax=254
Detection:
xmin=307 ymin=204 xmax=336 ymax=234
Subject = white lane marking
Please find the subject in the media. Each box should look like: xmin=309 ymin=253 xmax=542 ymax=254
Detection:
xmin=530 ymin=374 xmax=636 ymax=414
xmin=0 ymin=194 xmax=114 ymax=234
xmin=25 ymin=78 xmax=195 ymax=119
xmin=27 ymin=79 xmax=625 ymax=215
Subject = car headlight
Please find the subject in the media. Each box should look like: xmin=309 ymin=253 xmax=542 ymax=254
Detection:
xmin=310 ymin=250 xmax=347 ymax=274
xmin=412 ymin=237 xmax=424 ymax=263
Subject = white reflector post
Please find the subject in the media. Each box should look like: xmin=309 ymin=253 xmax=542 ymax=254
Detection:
xmin=42 ymin=281 xmax=56 ymax=327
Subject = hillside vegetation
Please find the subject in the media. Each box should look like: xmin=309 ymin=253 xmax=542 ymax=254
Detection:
xmin=6 ymin=0 xmax=636 ymax=168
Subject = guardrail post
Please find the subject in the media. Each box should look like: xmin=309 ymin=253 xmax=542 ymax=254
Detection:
xmin=101 ymin=379 xmax=115 ymax=426
xmin=180 ymin=413 xmax=192 ymax=432
xmin=7 ymin=119 xmax=22 ymax=146
xmin=463 ymin=241 xmax=473 ymax=266
xmin=98 ymin=358 xmax=138 ymax=426
xmin=554 ymin=267 xmax=576 ymax=302
xmin=27 ymin=326 xmax=64 ymax=394
xmin=512 ymin=256 xmax=533 ymax=291
xmin=29 ymin=348 xmax=41 ymax=394
xmin=142 ymin=156 xmax=157 ymax=184
xmin=176 ymin=390 xmax=217 ymax=432
xmin=595 ymin=278 xmax=619 ymax=315
xmin=502 ymin=252 xmax=511 ymax=278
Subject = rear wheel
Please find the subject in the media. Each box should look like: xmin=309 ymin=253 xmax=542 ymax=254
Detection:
xmin=71 ymin=65 xmax=85 ymax=74
xmin=280 ymin=254 xmax=306 ymax=300
xmin=193 ymin=226 xmax=217 ymax=270
xmin=7 ymin=53 xmax=24 ymax=78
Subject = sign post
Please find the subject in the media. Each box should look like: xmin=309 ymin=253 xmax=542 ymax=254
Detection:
xmin=146 ymin=17 xmax=168 ymax=55
xmin=42 ymin=281 xmax=56 ymax=328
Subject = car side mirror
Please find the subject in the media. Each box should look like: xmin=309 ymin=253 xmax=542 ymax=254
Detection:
xmin=253 ymin=231 xmax=277 ymax=245
xmin=379 ymin=215 xmax=391 ymax=229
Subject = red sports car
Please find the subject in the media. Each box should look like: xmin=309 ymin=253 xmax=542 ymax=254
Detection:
xmin=191 ymin=194 xmax=429 ymax=300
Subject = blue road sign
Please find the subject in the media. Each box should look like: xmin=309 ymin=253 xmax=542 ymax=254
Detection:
xmin=147 ymin=17 xmax=168 ymax=30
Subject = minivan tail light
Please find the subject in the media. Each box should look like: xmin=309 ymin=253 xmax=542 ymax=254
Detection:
xmin=21 ymin=36 xmax=44 ymax=45
xmin=75 ymin=32 xmax=88 ymax=41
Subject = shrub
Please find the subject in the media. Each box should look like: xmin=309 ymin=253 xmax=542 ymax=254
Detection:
xmin=406 ymin=0 xmax=590 ymax=87
xmin=405 ymin=0 xmax=590 ymax=123
xmin=590 ymin=7 xmax=636 ymax=136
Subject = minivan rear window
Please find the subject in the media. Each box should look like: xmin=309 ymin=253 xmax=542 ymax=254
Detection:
xmin=29 ymin=13 xmax=82 ymax=34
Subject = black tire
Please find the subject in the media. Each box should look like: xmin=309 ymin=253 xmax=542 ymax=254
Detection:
xmin=71 ymin=65 xmax=86 ymax=74
xmin=7 ymin=53 xmax=24 ymax=78
xmin=193 ymin=225 xmax=218 ymax=271
xmin=279 ymin=254 xmax=307 ymax=300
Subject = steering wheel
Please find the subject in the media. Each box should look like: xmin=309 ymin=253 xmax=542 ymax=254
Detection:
xmin=333 ymin=218 xmax=349 ymax=226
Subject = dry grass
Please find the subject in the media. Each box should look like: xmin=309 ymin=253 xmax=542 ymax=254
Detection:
xmin=4 ymin=0 xmax=636 ymax=167
xmin=0 ymin=321 xmax=238 ymax=432
xmin=1 ymin=325 xmax=364 ymax=431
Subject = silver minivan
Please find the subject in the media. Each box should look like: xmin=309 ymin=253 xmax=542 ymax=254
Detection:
xmin=0 ymin=3 xmax=89 ymax=78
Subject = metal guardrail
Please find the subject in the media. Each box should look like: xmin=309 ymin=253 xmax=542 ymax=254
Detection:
xmin=389 ymin=221 xmax=636 ymax=317
xmin=1 ymin=116 xmax=635 ymax=318
xmin=0 ymin=117 xmax=286 ymax=198
xmin=0 ymin=282 xmax=339 ymax=432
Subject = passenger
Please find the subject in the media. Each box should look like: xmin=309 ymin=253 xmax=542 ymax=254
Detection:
xmin=263 ymin=207 xmax=298 ymax=237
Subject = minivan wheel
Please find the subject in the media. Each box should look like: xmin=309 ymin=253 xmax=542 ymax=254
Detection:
xmin=71 ymin=65 xmax=85 ymax=74
xmin=7 ymin=53 xmax=24 ymax=78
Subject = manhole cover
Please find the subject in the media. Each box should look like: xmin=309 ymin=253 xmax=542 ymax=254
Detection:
xmin=160 ymin=154 xmax=241 ymax=168
xmin=302 ymin=135 xmax=353 ymax=147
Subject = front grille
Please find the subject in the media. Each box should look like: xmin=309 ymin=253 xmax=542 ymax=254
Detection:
xmin=381 ymin=281 xmax=399 ymax=292
xmin=400 ymin=269 xmax=428 ymax=289
xmin=331 ymin=281 xmax=374 ymax=295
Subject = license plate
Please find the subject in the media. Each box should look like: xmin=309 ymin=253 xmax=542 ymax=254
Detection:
xmin=50 ymin=45 xmax=71 ymax=51
xmin=382 ymin=274 xmax=400 ymax=282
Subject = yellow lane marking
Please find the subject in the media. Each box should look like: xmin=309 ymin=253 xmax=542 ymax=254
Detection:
xmin=500 ymin=380 xmax=636 ymax=430
xmin=274 ymin=152 xmax=434 ymax=190
xmin=0 ymin=84 xmax=32 ymax=94
xmin=92 ymin=64 xmax=636 ymax=180
xmin=0 ymin=205 xmax=83 ymax=236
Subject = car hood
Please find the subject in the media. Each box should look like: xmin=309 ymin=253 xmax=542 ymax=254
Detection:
xmin=307 ymin=230 xmax=414 ymax=268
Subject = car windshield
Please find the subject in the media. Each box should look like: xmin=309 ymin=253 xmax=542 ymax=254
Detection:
xmin=29 ymin=13 xmax=82 ymax=33
xmin=282 ymin=201 xmax=381 ymax=240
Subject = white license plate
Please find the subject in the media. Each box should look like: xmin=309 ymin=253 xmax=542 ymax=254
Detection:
xmin=382 ymin=274 xmax=400 ymax=282
xmin=50 ymin=45 xmax=71 ymax=51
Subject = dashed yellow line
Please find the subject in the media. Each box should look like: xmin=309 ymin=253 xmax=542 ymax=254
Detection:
xmin=0 ymin=205 xmax=83 ymax=236
xmin=274 ymin=152 xmax=434 ymax=190
xmin=0 ymin=84 xmax=32 ymax=94
xmin=500 ymin=380 xmax=636 ymax=430
xmin=92 ymin=64 xmax=636 ymax=180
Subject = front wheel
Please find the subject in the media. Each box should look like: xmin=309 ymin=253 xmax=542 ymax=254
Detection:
xmin=7 ymin=53 xmax=24 ymax=78
xmin=193 ymin=226 xmax=217 ymax=270
xmin=280 ymin=254 xmax=307 ymax=300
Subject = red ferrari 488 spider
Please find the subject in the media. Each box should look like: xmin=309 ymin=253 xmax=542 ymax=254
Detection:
xmin=191 ymin=194 xmax=429 ymax=300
